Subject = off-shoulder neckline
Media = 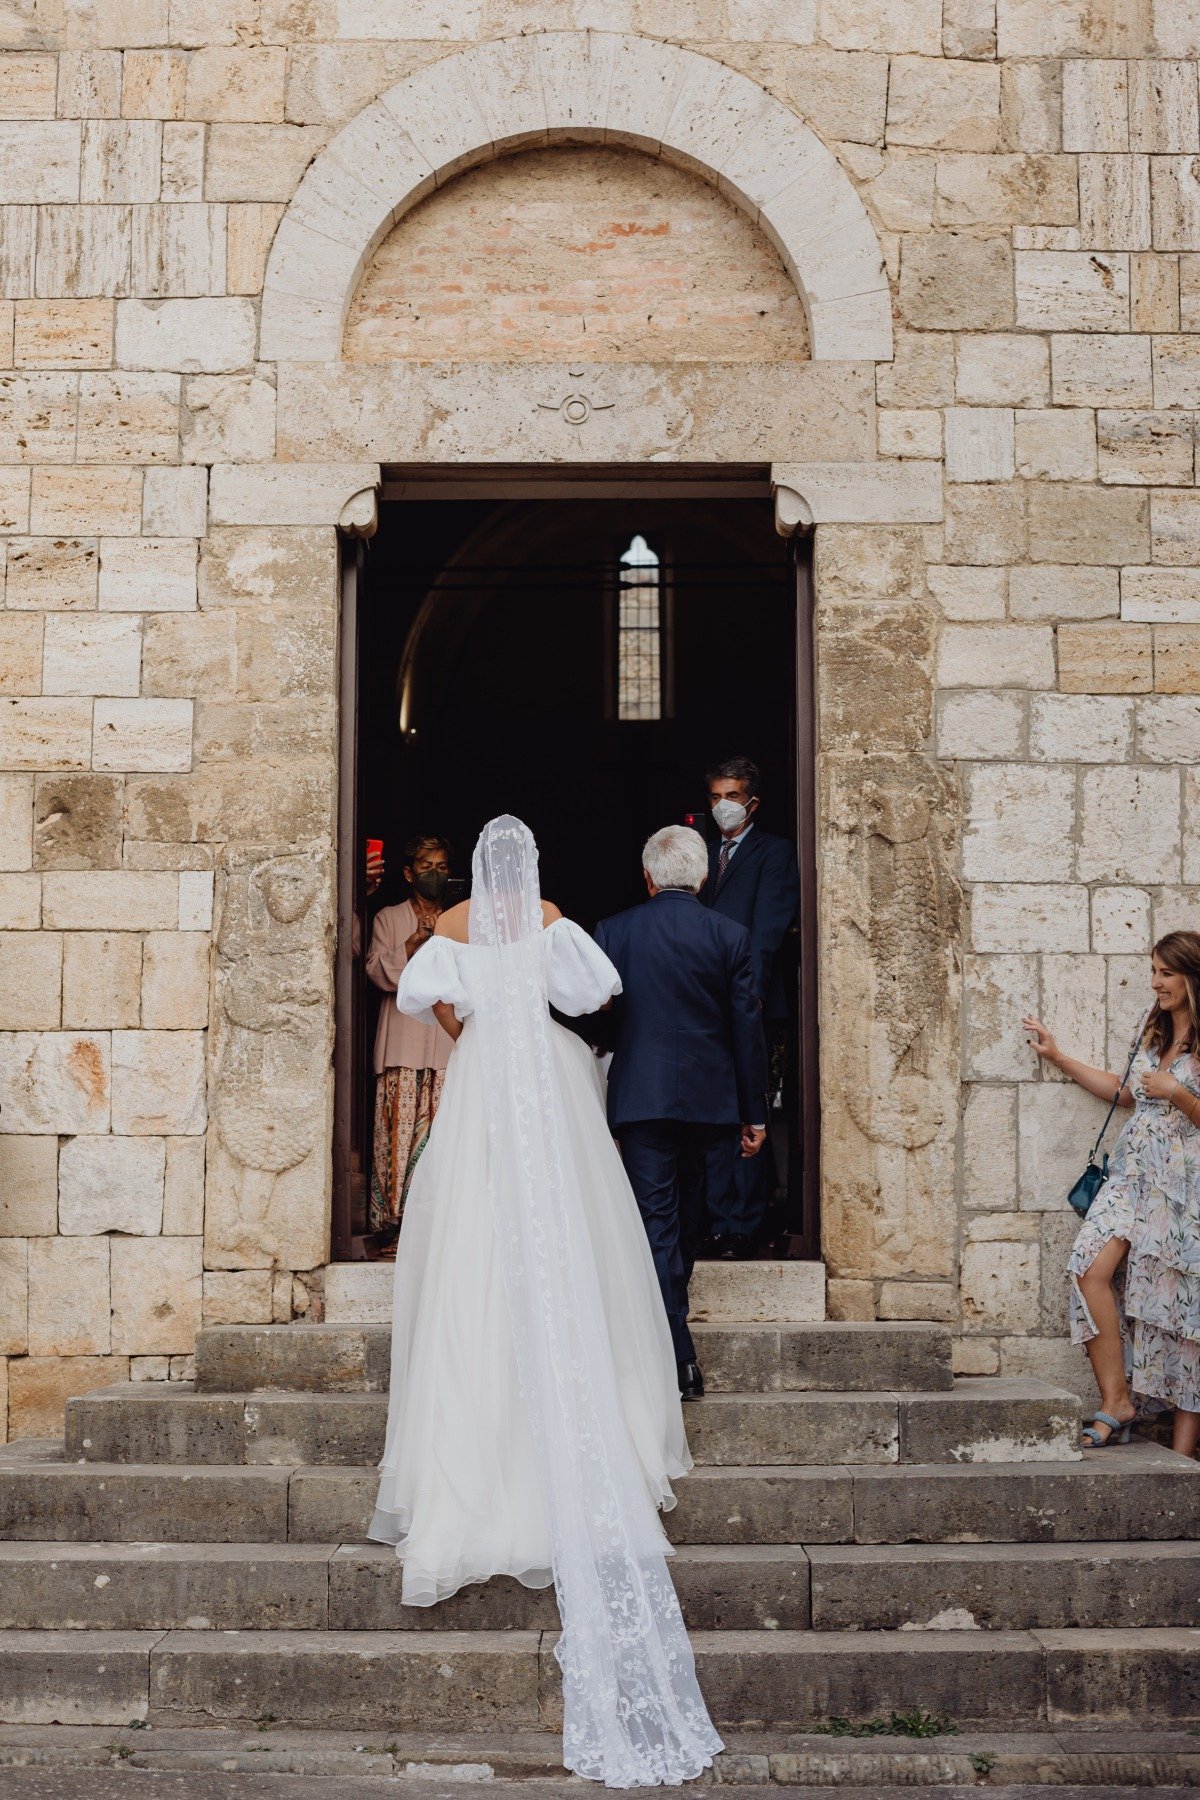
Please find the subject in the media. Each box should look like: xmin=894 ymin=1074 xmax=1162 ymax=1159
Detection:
xmin=435 ymin=917 xmax=573 ymax=950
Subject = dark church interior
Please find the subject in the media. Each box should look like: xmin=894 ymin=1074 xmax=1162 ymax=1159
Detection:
xmin=339 ymin=492 xmax=816 ymax=1257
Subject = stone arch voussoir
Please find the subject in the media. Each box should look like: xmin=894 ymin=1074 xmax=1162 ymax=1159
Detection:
xmin=260 ymin=32 xmax=892 ymax=368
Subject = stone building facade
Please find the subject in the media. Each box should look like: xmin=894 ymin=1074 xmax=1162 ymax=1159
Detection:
xmin=1 ymin=0 xmax=1197 ymax=1439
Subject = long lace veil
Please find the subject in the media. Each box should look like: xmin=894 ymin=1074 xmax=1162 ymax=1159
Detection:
xmin=468 ymin=816 xmax=722 ymax=1788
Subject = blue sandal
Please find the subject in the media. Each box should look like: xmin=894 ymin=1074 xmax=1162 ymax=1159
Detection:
xmin=1081 ymin=1411 xmax=1133 ymax=1447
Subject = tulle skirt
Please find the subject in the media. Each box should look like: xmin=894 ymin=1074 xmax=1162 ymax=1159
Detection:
xmin=369 ymin=1016 xmax=692 ymax=1604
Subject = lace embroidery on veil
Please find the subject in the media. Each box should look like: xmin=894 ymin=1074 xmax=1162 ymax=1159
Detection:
xmin=468 ymin=816 xmax=721 ymax=1788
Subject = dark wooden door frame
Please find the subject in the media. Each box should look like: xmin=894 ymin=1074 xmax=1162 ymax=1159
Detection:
xmin=792 ymin=534 xmax=821 ymax=1259
xmin=332 ymin=472 xmax=821 ymax=1264
xmin=332 ymin=535 xmax=364 ymax=1263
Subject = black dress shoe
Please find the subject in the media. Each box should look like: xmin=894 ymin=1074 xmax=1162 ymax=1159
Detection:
xmin=701 ymin=1232 xmax=732 ymax=1260
xmin=677 ymin=1361 xmax=704 ymax=1402
xmin=717 ymin=1232 xmax=757 ymax=1261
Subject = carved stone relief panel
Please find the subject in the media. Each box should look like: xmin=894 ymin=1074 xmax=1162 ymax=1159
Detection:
xmin=819 ymin=757 xmax=963 ymax=1285
xmin=205 ymin=847 xmax=334 ymax=1273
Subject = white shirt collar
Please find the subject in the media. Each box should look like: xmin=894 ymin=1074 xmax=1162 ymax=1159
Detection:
xmin=723 ymin=823 xmax=754 ymax=855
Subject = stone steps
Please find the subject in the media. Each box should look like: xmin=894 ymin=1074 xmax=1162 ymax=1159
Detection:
xmin=321 ymin=1257 xmax=827 ymax=1328
xmin=193 ymin=1318 xmax=951 ymax=1396
xmin=0 ymin=1542 xmax=809 ymax=1633
xmin=7 ymin=1723 xmax=1200 ymax=1791
xmin=5 ymin=1439 xmax=1197 ymax=1547
xmin=8 ymin=1313 xmax=1200 ymax=1745
xmin=4 ymin=1537 xmax=1198 ymax=1635
xmin=807 ymin=1541 xmax=1200 ymax=1631
xmin=12 ymin=1722 xmax=1200 ymax=1794
xmin=65 ymin=1377 xmax=1076 ymax=1469
xmin=1 ymin=1625 xmax=1197 ymax=1730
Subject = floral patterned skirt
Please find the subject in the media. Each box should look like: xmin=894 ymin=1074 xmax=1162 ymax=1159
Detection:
xmin=1069 ymin=1173 xmax=1200 ymax=1414
xmin=371 ymin=1066 xmax=445 ymax=1237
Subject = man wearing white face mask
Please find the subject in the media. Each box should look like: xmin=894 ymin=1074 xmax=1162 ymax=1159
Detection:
xmin=702 ymin=757 xmax=800 ymax=1259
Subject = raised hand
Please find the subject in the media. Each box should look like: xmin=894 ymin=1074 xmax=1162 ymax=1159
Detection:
xmin=405 ymin=899 xmax=440 ymax=959
xmin=1022 ymin=1015 xmax=1061 ymax=1065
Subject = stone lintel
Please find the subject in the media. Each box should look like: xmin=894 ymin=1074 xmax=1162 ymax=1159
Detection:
xmin=276 ymin=362 xmax=875 ymax=467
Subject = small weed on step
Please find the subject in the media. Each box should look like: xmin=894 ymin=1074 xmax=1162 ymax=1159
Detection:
xmin=813 ymin=1710 xmax=958 ymax=1738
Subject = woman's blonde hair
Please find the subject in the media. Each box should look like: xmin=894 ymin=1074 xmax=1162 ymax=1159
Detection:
xmin=1145 ymin=930 xmax=1200 ymax=1060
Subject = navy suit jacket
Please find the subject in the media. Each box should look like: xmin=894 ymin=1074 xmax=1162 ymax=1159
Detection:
xmin=594 ymin=890 xmax=769 ymax=1132
xmin=705 ymin=827 xmax=800 ymax=1020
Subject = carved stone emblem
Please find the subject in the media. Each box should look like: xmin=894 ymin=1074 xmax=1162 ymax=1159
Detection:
xmin=538 ymin=370 xmax=615 ymax=426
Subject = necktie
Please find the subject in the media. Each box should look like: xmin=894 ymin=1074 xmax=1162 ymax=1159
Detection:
xmin=714 ymin=840 xmax=731 ymax=896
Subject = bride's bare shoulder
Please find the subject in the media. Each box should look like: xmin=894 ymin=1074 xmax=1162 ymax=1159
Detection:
xmin=435 ymin=899 xmax=561 ymax=940
xmin=434 ymin=901 xmax=471 ymax=943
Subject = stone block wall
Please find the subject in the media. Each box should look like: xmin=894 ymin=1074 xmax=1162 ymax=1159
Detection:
xmin=0 ymin=0 xmax=1197 ymax=1432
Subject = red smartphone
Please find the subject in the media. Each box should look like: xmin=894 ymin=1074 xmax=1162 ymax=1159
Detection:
xmin=366 ymin=838 xmax=383 ymax=862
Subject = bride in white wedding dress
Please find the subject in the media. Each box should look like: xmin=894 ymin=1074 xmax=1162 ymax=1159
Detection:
xmin=369 ymin=816 xmax=722 ymax=1787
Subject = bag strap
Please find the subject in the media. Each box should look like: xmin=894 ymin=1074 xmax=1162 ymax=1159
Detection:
xmin=1085 ymin=1007 xmax=1150 ymax=1164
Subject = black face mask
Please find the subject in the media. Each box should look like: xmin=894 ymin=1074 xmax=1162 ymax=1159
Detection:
xmin=412 ymin=868 xmax=449 ymax=902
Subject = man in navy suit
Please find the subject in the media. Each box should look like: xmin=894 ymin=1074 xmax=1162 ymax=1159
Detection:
xmin=703 ymin=756 xmax=801 ymax=1257
xmin=595 ymin=825 xmax=768 ymax=1401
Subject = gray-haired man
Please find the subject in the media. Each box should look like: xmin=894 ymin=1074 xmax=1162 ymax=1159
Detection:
xmin=594 ymin=826 xmax=769 ymax=1401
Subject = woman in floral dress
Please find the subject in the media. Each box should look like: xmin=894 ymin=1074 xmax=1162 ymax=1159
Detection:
xmin=366 ymin=835 xmax=455 ymax=1252
xmin=1024 ymin=930 xmax=1200 ymax=1458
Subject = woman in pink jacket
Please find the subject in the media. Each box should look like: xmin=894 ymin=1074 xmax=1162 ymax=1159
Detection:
xmin=366 ymin=834 xmax=455 ymax=1251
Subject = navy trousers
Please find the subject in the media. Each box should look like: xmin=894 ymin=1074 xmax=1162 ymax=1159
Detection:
xmin=617 ymin=1120 xmax=723 ymax=1366
xmin=704 ymin=1129 xmax=774 ymax=1239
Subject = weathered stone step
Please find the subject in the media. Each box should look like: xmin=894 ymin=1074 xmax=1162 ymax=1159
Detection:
xmin=809 ymin=1541 xmax=1200 ymax=1631
xmin=10 ymin=1724 xmax=1200 ymax=1793
xmin=8 ymin=1721 xmax=1200 ymax=1791
xmin=67 ymin=1379 xmax=1077 ymax=1468
xmin=284 ymin=1463 xmax=846 ymax=1547
xmin=6 ymin=1440 xmax=1197 ymax=1547
xmin=281 ymin=1442 xmax=1200 ymax=1549
xmin=697 ymin=1321 xmax=952 ymax=1393
xmin=322 ymin=1258 xmax=827 ymax=1327
xmin=195 ymin=1325 xmax=393 ymax=1396
xmin=193 ymin=1318 xmax=950 ymax=1396
xmin=0 ymin=1542 xmax=810 ymax=1633
xmin=6 ymin=1536 xmax=1194 ymax=1638
xmin=0 ymin=1630 xmax=160 ymax=1726
xmin=0 ymin=1445 xmax=291 ymax=1544
xmin=685 ymin=1380 xmax=1078 ymax=1467
xmin=2 ymin=1626 xmax=1198 ymax=1729
xmin=0 ymin=1543 xmax=332 ymax=1633
xmin=846 ymin=1444 xmax=1200 ymax=1545
xmin=67 ymin=1388 xmax=386 ymax=1468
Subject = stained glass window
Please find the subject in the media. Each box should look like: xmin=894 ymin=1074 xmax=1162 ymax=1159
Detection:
xmin=617 ymin=534 xmax=662 ymax=721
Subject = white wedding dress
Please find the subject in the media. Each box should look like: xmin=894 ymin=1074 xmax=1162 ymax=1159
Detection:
xmin=370 ymin=817 xmax=721 ymax=1788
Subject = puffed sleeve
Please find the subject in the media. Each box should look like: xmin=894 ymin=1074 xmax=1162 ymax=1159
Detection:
xmin=542 ymin=918 xmax=622 ymax=1016
xmin=395 ymin=935 xmax=473 ymax=1024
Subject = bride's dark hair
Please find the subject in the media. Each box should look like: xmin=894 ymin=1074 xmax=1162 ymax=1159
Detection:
xmin=1144 ymin=930 xmax=1200 ymax=1060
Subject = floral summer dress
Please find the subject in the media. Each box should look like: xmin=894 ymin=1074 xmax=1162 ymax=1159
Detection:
xmin=1068 ymin=1045 xmax=1200 ymax=1412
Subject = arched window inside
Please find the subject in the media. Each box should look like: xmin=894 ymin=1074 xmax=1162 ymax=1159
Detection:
xmin=616 ymin=533 xmax=663 ymax=721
